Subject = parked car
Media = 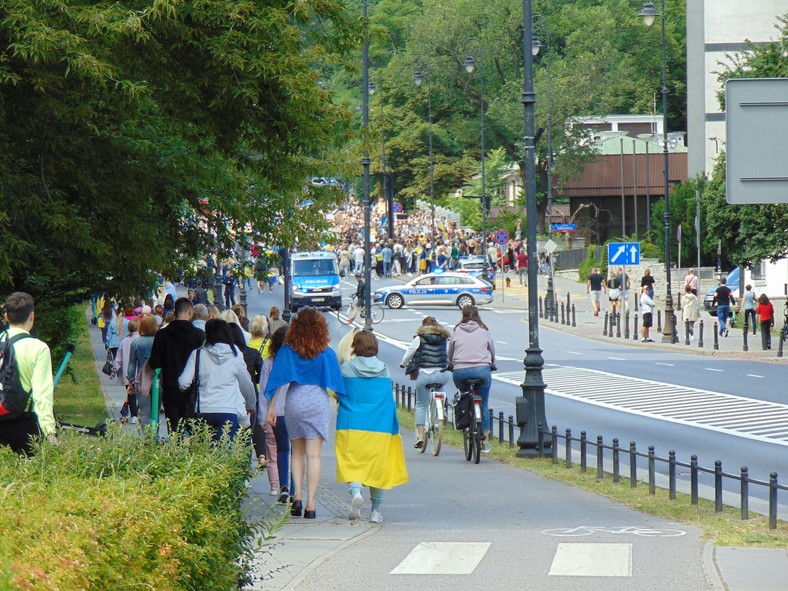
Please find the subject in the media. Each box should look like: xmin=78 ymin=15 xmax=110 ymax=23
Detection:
xmin=455 ymin=256 xmax=496 ymax=287
xmin=373 ymin=272 xmax=494 ymax=309
xmin=703 ymin=268 xmax=740 ymax=318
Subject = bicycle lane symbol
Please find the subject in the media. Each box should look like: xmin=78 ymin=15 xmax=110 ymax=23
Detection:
xmin=541 ymin=526 xmax=686 ymax=538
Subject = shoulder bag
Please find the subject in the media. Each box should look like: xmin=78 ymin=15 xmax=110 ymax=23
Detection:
xmin=183 ymin=349 xmax=202 ymax=419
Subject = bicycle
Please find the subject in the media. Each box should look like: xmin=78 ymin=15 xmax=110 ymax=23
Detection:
xmin=453 ymin=378 xmax=484 ymax=464
xmin=336 ymin=294 xmax=384 ymax=325
xmin=420 ymin=382 xmax=446 ymax=456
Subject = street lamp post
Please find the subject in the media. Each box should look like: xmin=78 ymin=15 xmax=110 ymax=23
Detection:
xmin=412 ymin=66 xmax=436 ymax=242
xmin=463 ymin=44 xmax=488 ymax=265
xmin=639 ymin=0 xmax=675 ymax=343
xmin=531 ymin=17 xmax=555 ymax=320
xmin=368 ymin=79 xmax=395 ymax=240
xmin=516 ymin=0 xmax=551 ymax=458
xmin=362 ymin=0 xmax=372 ymax=330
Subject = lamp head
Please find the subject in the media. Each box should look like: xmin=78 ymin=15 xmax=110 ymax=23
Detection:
xmin=368 ymin=82 xmax=376 ymax=95
xmin=531 ymin=36 xmax=542 ymax=56
xmin=638 ymin=1 xmax=658 ymax=27
xmin=463 ymin=56 xmax=476 ymax=73
xmin=412 ymin=71 xmax=424 ymax=86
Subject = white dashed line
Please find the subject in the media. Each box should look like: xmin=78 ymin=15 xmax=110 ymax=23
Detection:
xmin=566 ymin=351 xmax=582 ymax=356
xmin=496 ymin=341 xmax=509 ymax=345
xmin=655 ymin=363 xmax=674 ymax=367
xmin=608 ymin=357 xmax=626 ymax=361
xmin=746 ymin=374 xmax=763 ymax=378
xmin=704 ymin=368 xmax=724 ymax=372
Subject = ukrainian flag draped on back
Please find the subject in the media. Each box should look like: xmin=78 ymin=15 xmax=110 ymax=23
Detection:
xmin=336 ymin=375 xmax=408 ymax=489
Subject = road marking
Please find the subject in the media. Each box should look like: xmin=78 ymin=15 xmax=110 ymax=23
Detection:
xmin=608 ymin=356 xmax=626 ymax=361
xmin=548 ymin=543 xmax=632 ymax=577
xmin=747 ymin=374 xmax=763 ymax=378
xmin=566 ymin=351 xmax=583 ymax=356
xmin=390 ymin=542 xmax=491 ymax=575
xmin=494 ymin=367 xmax=788 ymax=446
xmin=655 ymin=362 xmax=674 ymax=367
xmin=704 ymin=368 xmax=724 ymax=372
xmin=496 ymin=341 xmax=509 ymax=345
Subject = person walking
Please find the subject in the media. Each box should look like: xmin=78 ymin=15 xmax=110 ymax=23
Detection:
xmin=264 ymin=308 xmax=344 ymax=520
xmin=0 ymin=292 xmax=56 ymax=454
xmin=742 ymin=284 xmax=757 ymax=336
xmin=223 ymin=271 xmax=237 ymax=309
xmin=178 ymin=319 xmax=256 ymax=441
xmin=259 ymin=326 xmax=290 ymax=504
xmin=684 ymin=268 xmax=699 ymax=296
xmin=268 ymin=306 xmax=288 ymax=336
xmin=586 ymin=267 xmax=605 ymax=317
xmin=607 ymin=270 xmax=622 ymax=318
xmin=712 ymin=277 xmax=735 ymax=337
xmin=448 ymin=306 xmax=496 ymax=453
xmin=516 ymin=250 xmax=528 ymax=286
xmin=149 ymin=297 xmax=205 ymax=432
xmin=640 ymin=268 xmax=656 ymax=299
xmin=127 ymin=315 xmax=158 ymax=426
xmin=682 ymin=284 xmax=700 ymax=340
xmin=640 ymin=286 xmax=656 ymax=342
xmin=113 ymin=319 xmax=140 ymax=423
xmin=338 ymin=330 xmax=408 ymax=524
xmin=400 ymin=317 xmax=452 ymax=449
xmin=756 ymin=294 xmax=775 ymax=350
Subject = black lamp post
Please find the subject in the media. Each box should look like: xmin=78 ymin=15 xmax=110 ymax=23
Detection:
xmin=412 ymin=66 xmax=436 ymax=242
xmin=369 ymin=77 xmax=395 ymax=240
xmin=463 ymin=43 xmax=488 ymax=265
xmin=362 ymin=0 xmax=372 ymax=330
xmin=639 ymin=0 xmax=675 ymax=343
xmin=516 ymin=0 xmax=551 ymax=458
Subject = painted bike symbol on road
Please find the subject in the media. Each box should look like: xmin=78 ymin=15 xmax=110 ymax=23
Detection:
xmin=541 ymin=526 xmax=686 ymax=538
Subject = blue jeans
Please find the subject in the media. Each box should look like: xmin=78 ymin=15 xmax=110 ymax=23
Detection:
xmin=452 ymin=366 xmax=492 ymax=433
xmin=744 ymin=309 xmax=757 ymax=334
xmin=383 ymin=261 xmax=391 ymax=277
xmin=414 ymin=369 xmax=452 ymax=427
xmin=199 ymin=413 xmax=239 ymax=441
xmin=717 ymin=304 xmax=730 ymax=334
xmin=349 ymin=482 xmax=383 ymax=511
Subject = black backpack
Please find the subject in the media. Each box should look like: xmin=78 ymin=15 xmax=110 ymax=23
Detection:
xmin=0 ymin=332 xmax=33 ymax=421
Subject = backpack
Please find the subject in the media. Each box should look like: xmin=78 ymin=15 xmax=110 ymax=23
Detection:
xmin=0 ymin=332 xmax=33 ymax=421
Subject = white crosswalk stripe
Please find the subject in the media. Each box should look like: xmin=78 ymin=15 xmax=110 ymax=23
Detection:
xmin=494 ymin=367 xmax=788 ymax=446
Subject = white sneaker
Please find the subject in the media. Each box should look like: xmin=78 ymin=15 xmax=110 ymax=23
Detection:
xmin=370 ymin=510 xmax=383 ymax=523
xmin=130 ymin=416 xmax=139 ymax=425
xmin=270 ymin=487 xmax=280 ymax=496
xmin=349 ymin=493 xmax=363 ymax=520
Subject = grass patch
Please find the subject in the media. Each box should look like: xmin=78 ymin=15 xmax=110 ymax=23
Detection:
xmin=397 ymin=408 xmax=788 ymax=548
xmin=52 ymin=310 xmax=107 ymax=426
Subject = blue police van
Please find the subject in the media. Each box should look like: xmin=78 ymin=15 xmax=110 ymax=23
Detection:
xmin=289 ymin=251 xmax=342 ymax=313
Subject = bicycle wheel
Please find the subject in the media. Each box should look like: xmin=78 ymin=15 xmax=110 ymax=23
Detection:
xmin=463 ymin=427 xmax=472 ymax=461
xmin=472 ymin=420 xmax=482 ymax=464
xmin=336 ymin=303 xmax=355 ymax=325
xmin=370 ymin=304 xmax=385 ymax=324
xmin=429 ymin=398 xmax=443 ymax=456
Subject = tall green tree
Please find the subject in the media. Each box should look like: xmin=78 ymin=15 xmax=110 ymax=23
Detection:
xmin=0 ymin=0 xmax=358 ymax=305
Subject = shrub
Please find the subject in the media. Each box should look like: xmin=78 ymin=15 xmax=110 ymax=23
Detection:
xmin=0 ymin=424 xmax=263 ymax=591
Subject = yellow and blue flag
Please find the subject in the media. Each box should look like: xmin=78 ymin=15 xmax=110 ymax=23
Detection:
xmin=336 ymin=377 xmax=408 ymax=490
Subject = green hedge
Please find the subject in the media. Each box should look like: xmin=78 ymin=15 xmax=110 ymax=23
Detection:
xmin=0 ymin=425 xmax=263 ymax=591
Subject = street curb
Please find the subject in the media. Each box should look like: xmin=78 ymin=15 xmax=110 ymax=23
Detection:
xmin=703 ymin=543 xmax=726 ymax=591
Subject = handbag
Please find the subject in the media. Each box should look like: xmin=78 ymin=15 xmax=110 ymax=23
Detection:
xmin=608 ymin=288 xmax=621 ymax=301
xmin=101 ymin=350 xmax=114 ymax=376
xmin=404 ymin=354 xmax=419 ymax=381
xmin=183 ymin=349 xmax=202 ymax=419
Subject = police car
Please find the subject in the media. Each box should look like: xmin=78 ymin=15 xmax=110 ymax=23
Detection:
xmin=373 ymin=272 xmax=494 ymax=309
xmin=455 ymin=256 xmax=496 ymax=287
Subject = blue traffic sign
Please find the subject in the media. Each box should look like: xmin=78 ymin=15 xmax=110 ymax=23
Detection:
xmin=393 ymin=201 xmax=404 ymax=213
xmin=551 ymin=223 xmax=577 ymax=233
xmin=494 ymin=229 xmax=510 ymax=245
xmin=607 ymin=242 xmax=640 ymax=266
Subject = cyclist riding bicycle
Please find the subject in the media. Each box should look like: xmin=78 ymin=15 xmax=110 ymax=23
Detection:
xmin=448 ymin=305 xmax=496 ymax=453
xmin=400 ymin=317 xmax=452 ymax=449
xmin=347 ymin=272 xmax=366 ymax=324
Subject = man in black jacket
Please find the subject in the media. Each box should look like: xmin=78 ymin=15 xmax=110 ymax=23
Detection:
xmin=149 ymin=297 xmax=205 ymax=431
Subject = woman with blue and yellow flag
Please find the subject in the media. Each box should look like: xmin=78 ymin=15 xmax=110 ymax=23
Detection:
xmin=337 ymin=331 xmax=408 ymax=524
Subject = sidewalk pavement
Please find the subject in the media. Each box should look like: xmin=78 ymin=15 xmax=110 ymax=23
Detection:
xmin=483 ymin=270 xmax=786 ymax=363
xmin=86 ymin=301 xmax=787 ymax=590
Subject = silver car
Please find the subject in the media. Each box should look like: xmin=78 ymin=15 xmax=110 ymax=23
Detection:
xmin=373 ymin=272 xmax=494 ymax=309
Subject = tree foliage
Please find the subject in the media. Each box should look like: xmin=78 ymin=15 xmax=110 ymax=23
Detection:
xmin=0 ymin=0 xmax=359 ymax=305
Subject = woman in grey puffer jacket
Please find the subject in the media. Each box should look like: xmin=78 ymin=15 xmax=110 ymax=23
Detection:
xmin=400 ymin=317 xmax=452 ymax=449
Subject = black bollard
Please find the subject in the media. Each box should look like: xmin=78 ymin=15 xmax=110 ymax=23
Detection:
xmin=685 ymin=320 xmax=691 ymax=346
xmin=698 ymin=319 xmax=704 ymax=348
xmin=603 ymin=312 xmax=609 ymax=336
xmin=779 ymin=324 xmax=785 ymax=358
xmin=616 ymin=313 xmax=622 ymax=338
xmin=539 ymin=296 xmax=543 ymax=319
xmin=633 ymin=313 xmax=639 ymax=340
xmin=624 ymin=311 xmax=630 ymax=340
xmin=657 ymin=308 xmax=662 ymax=332
xmin=743 ymin=325 xmax=748 ymax=352
xmin=561 ymin=302 xmax=566 ymax=325
xmin=713 ymin=322 xmax=719 ymax=350
xmin=672 ymin=313 xmax=679 ymax=344
xmin=571 ymin=304 xmax=576 ymax=327
xmin=566 ymin=292 xmax=571 ymax=316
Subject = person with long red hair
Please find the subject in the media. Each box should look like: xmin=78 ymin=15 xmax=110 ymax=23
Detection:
xmin=264 ymin=308 xmax=344 ymax=520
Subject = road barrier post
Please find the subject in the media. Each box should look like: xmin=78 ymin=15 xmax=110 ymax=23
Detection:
xmin=648 ymin=446 xmax=656 ymax=494
xmin=629 ymin=441 xmax=637 ymax=488
xmin=743 ymin=326 xmax=748 ymax=352
xmin=580 ymin=431 xmax=587 ymax=473
xmin=624 ymin=311 xmax=630 ymax=339
xmin=616 ymin=313 xmax=622 ymax=338
xmin=571 ymin=304 xmax=576 ymax=327
xmin=698 ymin=320 xmax=704 ymax=348
xmin=669 ymin=450 xmax=676 ymax=500
xmin=603 ymin=312 xmax=609 ymax=336
xmin=657 ymin=309 xmax=662 ymax=332
xmin=715 ymin=460 xmax=723 ymax=512
xmin=565 ymin=428 xmax=572 ymax=468
xmin=691 ymin=455 xmax=699 ymax=505
xmin=741 ymin=467 xmax=749 ymax=520
xmin=612 ymin=438 xmax=620 ymax=482
xmin=596 ymin=435 xmax=604 ymax=480
xmin=633 ymin=313 xmax=639 ymax=340
xmin=714 ymin=323 xmax=719 ymax=350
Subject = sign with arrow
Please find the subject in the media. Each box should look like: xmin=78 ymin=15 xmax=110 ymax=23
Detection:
xmin=607 ymin=242 xmax=640 ymax=266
